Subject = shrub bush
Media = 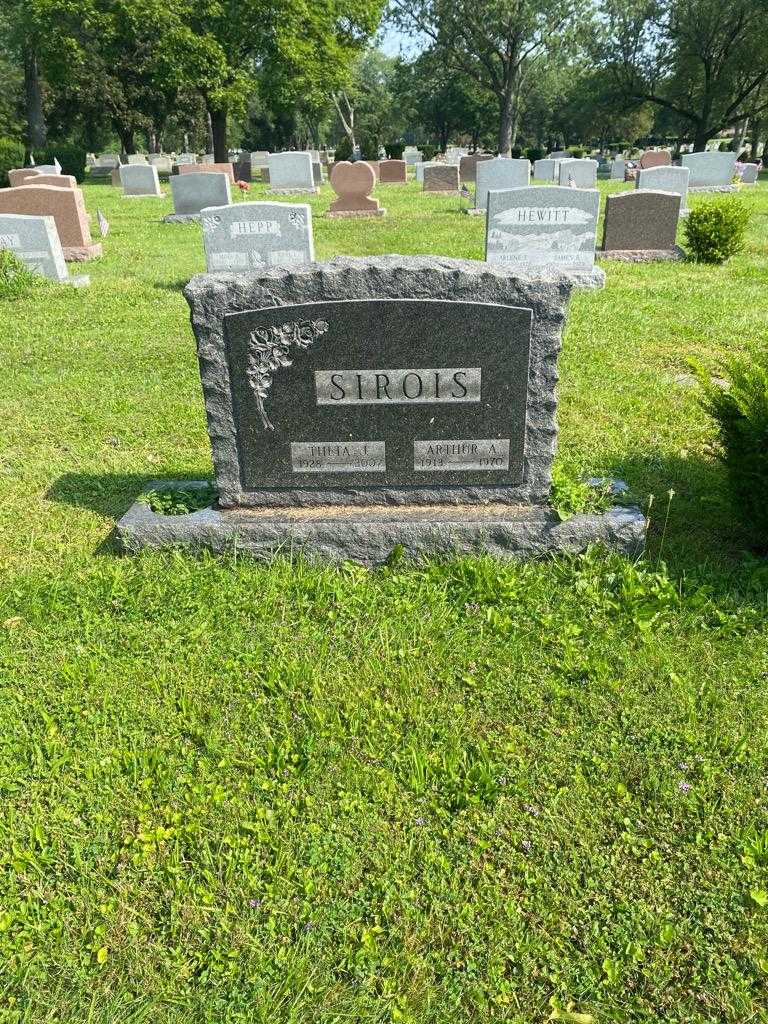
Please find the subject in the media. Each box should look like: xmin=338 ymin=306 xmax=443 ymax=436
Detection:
xmin=0 ymin=137 xmax=26 ymax=187
xmin=385 ymin=143 xmax=405 ymax=160
xmin=510 ymin=146 xmax=523 ymax=158
xmin=421 ymin=143 xmax=437 ymax=161
xmin=0 ymin=250 xmax=39 ymax=300
xmin=359 ymin=136 xmax=380 ymax=161
xmin=334 ymin=136 xmax=353 ymax=162
xmin=693 ymin=348 xmax=768 ymax=548
xmin=683 ymin=195 xmax=750 ymax=263
xmin=526 ymin=146 xmax=545 ymax=163
xmin=34 ymin=142 xmax=87 ymax=182
xmin=569 ymin=147 xmax=586 ymax=158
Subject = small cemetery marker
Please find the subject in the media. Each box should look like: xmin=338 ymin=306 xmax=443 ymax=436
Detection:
xmin=600 ymin=190 xmax=682 ymax=260
xmin=328 ymin=162 xmax=384 ymax=218
xmin=533 ymin=159 xmax=558 ymax=181
xmin=165 ymin=172 xmax=231 ymax=222
xmin=557 ymin=160 xmax=598 ymax=188
xmin=610 ymin=159 xmax=626 ymax=180
xmin=267 ymin=153 xmax=317 ymax=194
xmin=0 ymin=213 xmax=89 ymax=285
xmin=740 ymin=164 xmax=759 ymax=184
xmin=638 ymin=150 xmax=671 ymax=169
xmin=201 ymin=201 xmax=314 ymax=271
xmin=119 ymin=164 xmax=162 ymax=197
xmin=423 ymin=164 xmax=459 ymax=193
xmin=379 ymin=160 xmax=407 ymax=183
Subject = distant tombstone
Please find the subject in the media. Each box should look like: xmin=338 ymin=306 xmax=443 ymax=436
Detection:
xmin=403 ymin=149 xmax=423 ymax=166
xmin=202 ymin=154 xmax=215 ymax=164
xmin=0 ymin=184 xmax=101 ymax=260
xmin=681 ymin=152 xmax=737 ymax=189
xmin=474 ymin=158 xmax=530 ymax=211
xmin=149 ymin=155 xmax=173 ymax=175
xmin=111 ymin=168 xmax=122 ymax=187
xmin=250 ymin=151 xmax=270 ymax=169
xmin=740 ymin=163 xmax=759 ymax=184
xmin=485 ymin=185 xmax=600 ymax=276
xmin=601 ymin=190 xmax=682 ymax=259
xmin=176 ymin=153 xmax=197 ymax=166
xmin=165 ymin=172 xmax=231 ymax=222
xmin=179 ymin=161 xmax=234 ymax=183
xmin=29 ymin=174 xmax=76 ymax=189
xmin=127 ymin=154 xmax=148 ymax=165
xmin=34 ymin=164 xmax=60 ymax=175
xmin=548 ymin=151 xmax=571 ymax=159
xmin=267 ymin=152 xmax=317 ymax=193
xmin=636 ymin=165 xmax=689 ymax=214
xmin=96 ymin=153 xmax=120 ymax=168
xmin=533 ymin=159 xmax=558 ymax=180
xmin=119 ymin=163 xmax=162 ymax=197
xmin=459 ymin=153 xmax=493 ymax=184
xmin=233 ymin=160 xmax=252 ymax=183
xmin=328 ymin=161 xmax=384 ymax=217
xmin=423 ymin=164 xmax=459 ymax=193
xmin=312 ymin=161 xmax=323 ymax=186
xmin=557 ymin=160 xmax=598 ymax=188
xmin=8 ymin=168 xmax=44 ymax=187
xmin=379 ymin=159 xmax=407 ymax=183
xmin=639 ymin=150 xmax=671 ymax=170
xmin=0 ymin=213 xmax=88 ymax=285
xmin=610 ymin=159 xmax=626 ymax=180
xmin=201 ymin=201 xmax=314 ymax=272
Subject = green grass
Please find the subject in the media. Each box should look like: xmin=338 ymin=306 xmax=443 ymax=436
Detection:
xmin=1 ymin=174 xmax=768 ymax=1022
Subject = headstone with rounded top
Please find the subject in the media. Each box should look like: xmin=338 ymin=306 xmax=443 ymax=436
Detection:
xmin=638 ymin=150 xmax=671 ymax=170
xmin=379 ymin=159 xmax=407 ymax=183
xmin=0 ymin=183 xmax=101 ymax=260
xmin=473 ymin=158 xmax=530 ymax=212
xmin=0 ymin=212 xmax=89 ymax=285
xmin=119 ymin=163 xmax=162 ymax=197
xmin=601 ymin=190 xmax=683 ymax=260
xmin=328 ymin=161 xmax=385 ymax=217
xmin=201 ymin=200 xmax=314 ymax=271
xmin=165 ymin=171 xmax=231 ymax=222
xmin=267 ymin=152 xmax=317 ymax=194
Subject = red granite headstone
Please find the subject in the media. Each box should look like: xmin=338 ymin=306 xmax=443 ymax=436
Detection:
xmin=0 ymin=184 xmax=101 ymax=260
xmin=328 ymin=161 xmax=384 ymax=217
xmin=379 ymin=159 xmax=407 ymax=183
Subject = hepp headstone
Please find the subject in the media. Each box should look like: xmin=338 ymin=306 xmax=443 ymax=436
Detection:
xmin=0 ymin=184 xmax=101 ymax=260
xmin=639 ymin=150 xmax=671 ymax=169
xmin=0 ymin=212 xmax=88 ymax=284
xmin=741 ymin=163 xmax=759 ymax=184
xmin=423 ymin=164 xmax=459 ymax=192
xmin=636 ymin=165 xmax=689 ymax=213
xmin=486 ymin=186 xmax=600 ymax=273
xmin=681 ymin=152 xmax=737 ymax=188
xmin=557 ymin=159 xmax=598 ymax=188
xmin=601 ymin=190 xmax=681 ymax=255
xmin=166 ymin=172 xmax=231 ymax=221
xmin=610 ymin=159 xmax=626 ymax=180
xmin=475 ymin=158 xmax=530 ymax=210
xmin=267 ymin=152 xmax=316 ymax=193
xmin=328 ymin=162 xmax=384 ymax=217
xmin=179 ymin=161 xmax=234 ymax=183
xmin=119 ymin=163 xmax=162 ymax=197
xmin=201 ymin=201 xmax=314 ymax=272
xmin=533 ymin=159 xmax=558 ymax=181
xmin=459 ymin=153 xmax=493 ymax=184
xmin=379 ymin=159 xmax=407 ymax=183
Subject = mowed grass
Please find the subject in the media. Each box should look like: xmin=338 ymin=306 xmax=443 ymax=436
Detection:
xmin=1 ymin=174 xmax=768 ymax=1023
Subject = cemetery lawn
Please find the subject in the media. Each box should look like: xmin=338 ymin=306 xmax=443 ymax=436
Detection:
xmin=1 ymin=177 xmax=768 ymax=1024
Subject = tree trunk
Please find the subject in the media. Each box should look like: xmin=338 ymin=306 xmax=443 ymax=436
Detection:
xmin=731 ymin=118 xmax=747 ymax=155
xmin=693 ymin=126 xmax=710 ymax=151
xmin=497 ymin=87 xmax=514 ymax=156
xmin=117 ymin=126 xmax=136 ymax=155
xmin=749 ymin=116 xmax=762 ymax=161
xmin=23 ymin=46 xmax=46 ymax=162
xmin=210 ymin=107 xmax=228 ymax=162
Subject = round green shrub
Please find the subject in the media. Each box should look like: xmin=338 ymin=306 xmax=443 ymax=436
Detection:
xmin=385 ymin=143 xmax=405 ymax=160
xmin=510 ymin=146 xmax=523 ymax=158
xmin=421 ymin=143 xmax=437 ymax=161
xmin=569 ymin=147 xmax=586 ymax=158
xmin=0 ymin=137 xmax=26 ymax=187
xmin=359 ymin=136 xmax=380 ymax=161
xmin=0 ymin=250 xmax=39 ymax=300
xmin=334 ymin=136 xmax=353 ymax=162
xmin=684 ymin=196 xmax=750 ymax=264
xmin=526 ymin=146 xmax=545 ymax=163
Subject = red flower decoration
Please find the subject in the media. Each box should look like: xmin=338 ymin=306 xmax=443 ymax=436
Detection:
xmin=236 ymin=180 xmax=251 ymax=192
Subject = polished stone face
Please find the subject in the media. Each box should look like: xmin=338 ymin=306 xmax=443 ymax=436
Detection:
xmin=602 ymin=190 xmax=681 ymax=251
xmin=170 ymin=172 xmax=231 ymax=215
xmin=635 ymin=166 xmax=689 ymax=210
xmin=475 ymin=158 xmax=530 ymax=210
xmin=267 ymin=152 xmax=314 ymax=189
xmin=681 ymin=152 xmax=736 ymax=186
xmin=222 ymin=298 xmax=532 ymax=494
xmin=119 ymin=163 xmax=162 ymax=196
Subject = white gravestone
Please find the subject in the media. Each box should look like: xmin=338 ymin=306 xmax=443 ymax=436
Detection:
xmin=474 ymin=158 xmax=530 ymax=211
xmin=250 ymin=151 xmax=270 ymax=169
xmin=610 ymin=159 xmax=626 ymax=180
xmin=96 ymin=153 xmax=120 ymax=167
xmin=486 ymin=186 xmax=600 ymax=275
xmin=176 ymin=153 xmax=198 ymax=166
xmin=166 ymin=172 xmax=231 ymax=221
xmin=740 ymin=163 xmax=759 ymax=184
xmin=201 ymin=201 xmax=314 ymax=272
xmin=0 ymin=213 xmax=88 ymax=286
xmin=127 ymin=154 xmax=148 ymax=165
xmin=681 ymin=152 xmax=737 ymax=188
xmin=267 ymin=152 xmax=316 ymax=193
xmin=119 ymin=163 xmax=162 ymax=197
xmin=636 ymin=165 xmax=690 ymax=214
xmin=558 ymin=159 xmax=598 ymax=188
xmin=149 ymin=155 xmax=172 ymax=174
xmin=533 ymin=159 xmax=559 ymax=180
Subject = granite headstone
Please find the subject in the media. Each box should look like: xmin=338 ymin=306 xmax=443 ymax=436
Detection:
xmin=0 ymin=184 xmax=101 ymax=260
xmin=166 ymin=172 xmax=231 ymax=222
xmin=267 ymin=152 xmax=316 ymax=193
xmin=201 ymin=201 xmax=314 ymax=272
xmin=557 ymin=160 xmax=598 ymax=188
xmin=119 ymin=163 xmax=162 ymax=197
xmin=635 ymin=165 xmax=689 ymax=214
xmin=533 ymin=159 xmax=558 ymax=181
xmin=601 ymin=190 xmax=682 ymax=258
xmin=423 ymin=164 xmax=459 ymax=192
xmin=474 ymin=158 xmax=530 ymax=210
xmin=681 ymin=152 xmax=737 ymax=188
xmin=0 ymin=212 xmax=88 ymax=285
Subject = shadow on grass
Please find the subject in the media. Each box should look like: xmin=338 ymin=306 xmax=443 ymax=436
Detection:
xmin=153 ymin=278 xmax=191 ymax=293
xmin=47 ymin=472 xmax=203 ymax=518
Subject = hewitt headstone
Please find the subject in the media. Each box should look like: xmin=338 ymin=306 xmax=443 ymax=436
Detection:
xmin=0 ymin=213 xmax=89 ymax=285
xmin=165 ymin=172 xmax=231 ymax=222
xmin=681 ymin=152 xmax=737 ymax=189
xmin=202 ymin=201 xmax=314 ymax=272
xmin=267 ymin=152 xmax=317 ymax=194
xmin=486 ymin=186 xmax=601 ymax=276
xmin=601 ymin=190 xmax=682 ymax=259
xmin=474 ymin=158 xmax=530 ymax=211
xmin=117 ymin=257 xmax=642 ymax=559
xmin=636 ymin=165 xmax=689 ymax=214
xmin=558 ymin=160 xmax=598 ymax=188
xmin=119 ymin=163 xmax=162 ymax=197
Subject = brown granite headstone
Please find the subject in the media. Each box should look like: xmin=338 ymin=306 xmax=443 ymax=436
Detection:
xmin=361 ymin=160 xmax=380 ymax=182
xmin=179 ymin=161 xmax=234 ymax=183
xmin=379 ymin=159 xmax=407 ymax=183
xmin=423 ymin=164 xmax=459 ymax=192
xmin=602 ymin=190 xmax=681 ymax=256
xmin=29 ymin=174 xmax=76 ymax=189
xmin=328 ymin=161 xmax=384 ymax=217
xmin=639 ymin=150 xmax=672 ymax=170
xmin=459 ymin=154 xmax=493 ymax=184
xmin=0 ymin=184 xmax=102 ymax=261
xmin=8 ymin=168 xmax=42 ymax=187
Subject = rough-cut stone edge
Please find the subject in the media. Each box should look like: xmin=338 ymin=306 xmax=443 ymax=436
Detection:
xmin=326 ymin=208 xmax=387 ymax=218
xmin=115 ymin=480 xmax=647 ymax=564
xmin=267 ymin=187 xmax=319 ymax=195
xmin=63 ymin=243 xmax=102 ymax=262
xmin=598 ymin=245 xmax=686 ymax=262
xmin=183 ymin=255 xmax=588 ymax=509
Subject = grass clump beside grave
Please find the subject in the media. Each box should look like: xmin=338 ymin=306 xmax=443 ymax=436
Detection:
xmin=684 ymin=194 xmax=750 ymax=263
xmin=693 ymin=346 xmax=768 ymax=549
xmin=0 ymin=249 xmax=39 ymax=300
xmin=1 ymin=175 xmax=768 ymax=1022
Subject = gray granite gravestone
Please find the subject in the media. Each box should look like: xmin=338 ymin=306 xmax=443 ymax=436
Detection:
xmin=149 ymin=155 xmax=172 ymax=175
xmin=423 ymin=164 xmax=459 ymax=192
xmin=0 ymin=213 xmax=89 ymax=286
xmin=485 ymin=186 xmax=601 ymax=277
xmin=681 ymin=152 xmax=737 ymax=189
xmin=176 ymin=153 xmax=197 ymax=166
xmin=250 ymin=151 xmax=270 ymax=169
xmin=533 ymin=159 xmax=558 ymax=180
xmin=96 ymin=153 xmax=120 ymax=167
xmin=119 ymin=163 xmax=162 ymax=197
xmin=201 ymin=201 xmax=314 ymax=272
xmin=741 ymin=163 xmax=759 ymax=184
xmin=165 ymin=172 xmax=231 ymax=222
xmin=557 ymin=159 xmax=598 ymax=188
xmin=636 ymin=165 xmax=689 ymax=214
xmin=473 ymin=158 xmax=530 ymax=211
xmin=610 ymin=159 xmax=626 ymax=180
xmin=127 ymin=154 xmax=148 ymax=165
xmin=116 ymin=256 xmax=642 ymax=561
xmin=601 ymin=190 xmax=682 ymax=259
xmin=267 ymin=152 xmax=317 ymax=193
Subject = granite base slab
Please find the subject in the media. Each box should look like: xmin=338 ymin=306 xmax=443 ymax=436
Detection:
xmin=598 ymin=245 xmax=686 ymax=262
xmin=267 ymin=187 xmax=319 ymax=195
xmin=63 ymin=243 xmax=102 ymax=262
xmin=163 ymin=213 xmax=201 ymax=223
xmin=115 ymin=481 xmax=646 ymax=564
xmin=464 ymin=208 xmax=486 ymax=216
xmin=326 ymin=208 xmax=387 ymax=218
xmin=688 ymin=185 xmax=737 ymax=193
